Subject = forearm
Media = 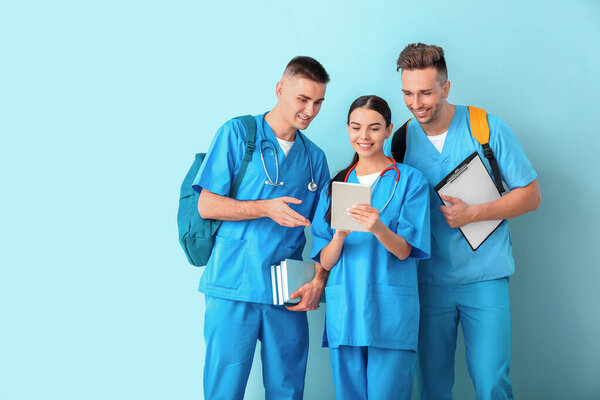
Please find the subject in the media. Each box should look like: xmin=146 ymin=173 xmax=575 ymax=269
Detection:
xmin=319 ymin=235 xmax=346 ymax=271
xmin=198 ymin=189 xmax=267 ymax=221
xmin=311 ymin=262 xmax=330 ymax=287
xmin=374 ymin=226 xmax=412 ymax=260
xmin=470 ymin=179 xmax=541 ymax=222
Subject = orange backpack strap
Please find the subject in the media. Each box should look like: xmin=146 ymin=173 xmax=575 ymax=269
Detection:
xmin=468 ymin=106 xmax=505 ymax=193
xmin=468 ymin=106 xmax=490 ymax=145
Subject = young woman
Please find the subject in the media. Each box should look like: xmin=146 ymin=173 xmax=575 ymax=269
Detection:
xmin=311 ymin=95 xmax=431 ymax=400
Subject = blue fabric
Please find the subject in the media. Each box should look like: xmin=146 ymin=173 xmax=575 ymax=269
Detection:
xmin=203 ymin=296 xmax=309 ymax=400
xmin=384 ymin=105 xmax=537 ymax=285
xmin=416 ymin=278 xmax=513 ymax=400
xmin=193 ymin=113 xmax=330 ymax=303
xmin=329 ymin=346 xmax=416 ymax=400
xmin=311 ymin=163 xmax=430 ymax=350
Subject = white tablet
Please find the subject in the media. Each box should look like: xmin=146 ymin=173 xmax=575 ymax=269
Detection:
xmin=331 ymin=181 xmax=372 ymax=232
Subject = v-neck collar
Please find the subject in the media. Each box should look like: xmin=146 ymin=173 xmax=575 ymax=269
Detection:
xmin=261 ymin=112 xmax=302 ymax=170
xmin=413 ymin=105 xmax=462 ymax=161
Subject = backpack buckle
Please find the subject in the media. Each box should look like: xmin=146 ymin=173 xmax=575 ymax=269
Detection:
xmin=483 ymin=145 xmax=494 ymax=159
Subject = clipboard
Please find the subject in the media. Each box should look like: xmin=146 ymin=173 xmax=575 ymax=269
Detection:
xmin=434 ymin=151 xmax=504 ymax=251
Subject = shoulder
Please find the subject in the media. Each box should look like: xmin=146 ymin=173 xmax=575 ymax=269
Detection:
xmin=463 ymin=106 xmax=510 ymax=134
xmin=299 ymin=133 xmax=327 ymax=162
xmin=481 ymin=111 xmax=519 ymax=145
xmin=397 ymin=162 xmax=424 ymax=178
xmin=214 ymin=114 xmax=264 ymax=146
xmin=220 ymin=115 xmax=254 ymax=140
xmin=483 ymin=111 xmax=509 ymax=131
xmin=397 ymin=162 xmax=429 ymax=187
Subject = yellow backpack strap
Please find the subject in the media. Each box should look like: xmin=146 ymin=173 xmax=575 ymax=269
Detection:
xmin=468 ymin=106 xmax=489 ymax=145
xmin=468 ymin=105 xmax=506 ymax=194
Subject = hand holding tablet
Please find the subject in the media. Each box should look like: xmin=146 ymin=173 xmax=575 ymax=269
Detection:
xmin=331 ymin=181 xmax=372 ymax=232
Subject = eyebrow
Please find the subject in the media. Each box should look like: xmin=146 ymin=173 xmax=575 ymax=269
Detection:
xmin=350 ymin=122 xmax=382 ymax=127
xmin=402 ymin=89 xmax=433 ymax=93
xmin=298 ymin=94 xmax=325 ymax=102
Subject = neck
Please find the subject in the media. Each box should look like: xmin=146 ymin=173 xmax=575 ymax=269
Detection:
xmin=355 ymin=153 xmax=392 ymax=175
xmin=422 ymin=102 xmax=455 ymax=136
xmin=264 ymin=108 xmax=297 ymax=141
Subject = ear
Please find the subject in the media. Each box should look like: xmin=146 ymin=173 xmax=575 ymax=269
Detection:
xmin=442 ymin=80 xmax=451 ymax=99
xmin=275 ymin=80 xmax=283 ymax=98
xmin=385 ymin=123 xmax=394 ymax=139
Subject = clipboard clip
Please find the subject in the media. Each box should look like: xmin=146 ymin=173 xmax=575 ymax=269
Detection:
xmin=448 ymin=164 xmax=468 ymax=183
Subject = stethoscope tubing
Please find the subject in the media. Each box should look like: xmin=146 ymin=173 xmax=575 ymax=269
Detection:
xmin=259 ymin=114 xmax=317 ymax=191
xmin=260 ymin=141 xmax=282 ymax=186
xmin=344 ymin=156 xmax=400 ymax=214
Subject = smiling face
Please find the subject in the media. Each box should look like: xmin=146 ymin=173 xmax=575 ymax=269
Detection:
xmin=276 ymin=75 xmax=326 ymax=131
xmin=348 ymin=107 xmax=393 ymax=159
xmin=401 ymin=66 xmax=450 ymax=127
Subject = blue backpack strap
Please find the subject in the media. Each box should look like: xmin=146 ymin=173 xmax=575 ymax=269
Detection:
xmin=208 ymin=115 xmax=256 ymax=235
xmin=230 ymin=115 xmax=257 ymax=197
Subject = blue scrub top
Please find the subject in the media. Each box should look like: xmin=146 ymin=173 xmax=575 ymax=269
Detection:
xmin=311 ymin=163 xmax=430 ymax=350
xmin=384 ymin=105 xmax=537 ymax=285
xmin=193 ymin=113 xmax=330 ymax=304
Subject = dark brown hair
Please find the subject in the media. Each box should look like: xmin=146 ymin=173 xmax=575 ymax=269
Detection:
xmin=284 ymin=56 xmax=330 ymax=84
xmin=396 ymin=43 xmax=448 ymax=83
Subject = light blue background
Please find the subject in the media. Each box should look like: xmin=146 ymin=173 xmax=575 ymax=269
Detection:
xmin=1 ymin=1 xmax=599 ymax=399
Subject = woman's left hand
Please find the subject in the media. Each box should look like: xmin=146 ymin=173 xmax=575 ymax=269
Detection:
xmin=347 ymin=205 xmax=386 ymax=235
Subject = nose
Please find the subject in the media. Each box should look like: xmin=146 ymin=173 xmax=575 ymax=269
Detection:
xmin=359 ymin=128 xmax=370 ymax=140
xmin=413 ymin=94 xmax=423 ymax=110
xmin=304 ymin=102 xmax=314 ymax=117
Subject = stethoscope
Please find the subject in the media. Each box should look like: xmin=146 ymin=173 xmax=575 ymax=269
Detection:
xmin=344 ymin=156 xmax=400 ymax=213
xmin=259 ymin=117 xmax=318 ymax=192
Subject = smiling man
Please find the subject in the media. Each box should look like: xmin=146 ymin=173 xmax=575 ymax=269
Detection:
xmin=193 ymin=56 xmax=331 ymax=400
xmin=387 ymin=43 xmax=541 ymax=400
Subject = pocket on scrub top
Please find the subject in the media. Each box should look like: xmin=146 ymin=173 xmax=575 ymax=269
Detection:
xmin=204 ymin=235 xmax=249 ymax=291
xmin=324 ymin=285 xmax=343 ymax=342
xmin=371 ymin=284 xmax=418 ymax=345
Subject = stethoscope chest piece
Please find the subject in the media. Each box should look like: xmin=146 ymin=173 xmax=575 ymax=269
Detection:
xmin=308 ymin=181 xmax=318 ymax=192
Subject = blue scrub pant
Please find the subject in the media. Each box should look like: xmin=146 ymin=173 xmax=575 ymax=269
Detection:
xmin=203 ymin=296 xmax=309 ymax=400
xmin=329 ymin=345 xmax=416 ymax=400
xmin=417 ymin=278 xmax=513 ymax=400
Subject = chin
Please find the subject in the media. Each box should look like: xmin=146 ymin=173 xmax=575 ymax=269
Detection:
xmin=296 ymin=118 xmax=311 ymax=128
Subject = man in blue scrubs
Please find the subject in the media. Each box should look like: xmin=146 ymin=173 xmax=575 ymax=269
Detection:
xmin=388 ymin=44 xmax=541 ymax=400
xmin=193 ymin=56 xmax=331 ymax=400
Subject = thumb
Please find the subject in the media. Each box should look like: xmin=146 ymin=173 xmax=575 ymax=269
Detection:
xmin=441 ymin=195 xmax=459 ymax=203
xmin=280 ymin=197 xmax=303 ymax=205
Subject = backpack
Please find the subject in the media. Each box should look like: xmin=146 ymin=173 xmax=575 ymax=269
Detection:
xmin=177 ymin=115 xmax=257 ymax=267
xmin=390 ymin=106 xmax=505 ymax=194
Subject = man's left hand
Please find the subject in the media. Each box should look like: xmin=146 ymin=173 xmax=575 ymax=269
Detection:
xmin=286 ymin=278 xmax=325 ymax=312
xmin=439 ymin=195 xmax=476 ymax=228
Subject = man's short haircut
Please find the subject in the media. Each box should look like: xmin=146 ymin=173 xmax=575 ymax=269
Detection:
xmin=284 ymin=56 xmax=330 ymax=84
xmin=396 ymin=43 xmax=448 ymax=83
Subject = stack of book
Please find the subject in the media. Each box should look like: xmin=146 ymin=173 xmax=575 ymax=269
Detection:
xmin=270 ymin=259 xmax=316 ymax=306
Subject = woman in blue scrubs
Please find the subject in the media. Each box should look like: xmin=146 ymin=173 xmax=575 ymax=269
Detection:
xmin=311 ymin=95 xmax=431 ymax=400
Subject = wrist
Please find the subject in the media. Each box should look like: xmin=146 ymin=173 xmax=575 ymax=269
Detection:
xmin=311 ymin=276 xmax=327 ymax=289
xmin=332 ymin=232 xmax=347 ymax=243
xmin=256 ymin=199 xmax=270 ymax=219
xmin=372 ymin=222 xmax=389 ymax=238
xmin=469 ymin=204 xmax=483 ymax=223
